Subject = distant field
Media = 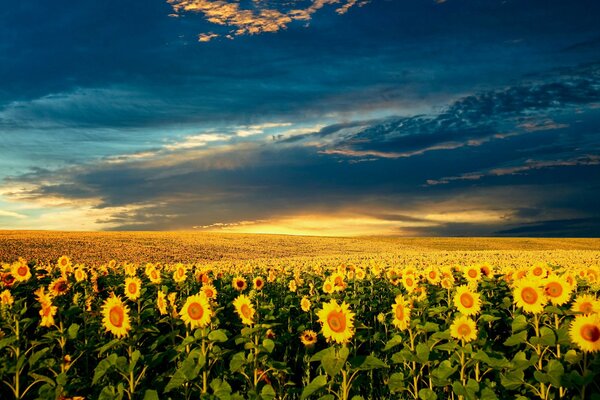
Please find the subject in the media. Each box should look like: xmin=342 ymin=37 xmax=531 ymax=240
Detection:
xmin=0 ymin=230 xmax=598 ymax=265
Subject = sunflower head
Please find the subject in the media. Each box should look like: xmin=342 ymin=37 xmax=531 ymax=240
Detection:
xmin=463 ymin=266 xmax=482 ymax=283
xmin=124 ymin=277 xmax=142 ymax=301
xmin=201 ymin=284 xmax=218 ymax=300
xmin=300 ymin=296 xmax=311 ymax=312
xmin=180 ymin=293 xmax=213 ymax=328
xmin=101 ymin=295 xmax=131 ymax=338
xmin=0 ymin=289 xmax=14 ymax=307
xmin=233 ymin=294 xmax=255 ymax=325
xmin=453 ymin=285 xmax=482 ymax=316
xmin=233 ymin=276 xmax=247 ymax=292
xmin=49 ymin=277 xmax=70 ymax=297
xmin=11 ymin=261 xmax=31 ymax=282
xmin=173 ymin=264 xmax=188 ymax=283
xmin=425 ymin=267 xmax=441 ymax=284
xmin=316 ymin=299 xmax=355 ymax=344
xmin=39 ymin=301 xmax=57 ymax=328
xmin=543 ymin=276 xmax=572 ymax=305
xmin=300 ymin=330 xmax=318 ymax=347
xmin=157 ymin=291 xmax=168 ymax=315
xmin=569 ymin=314 xmax=600 ymax=353
xmin=513 ymin=278 xmax=547 ymax=314
xmin=571 ymin=294 xmax=600 ymax=315
xmin=392 ymin=294 xmax=410 ymax=331
xmin=450 ymin=315 xmax=478 ymax=343
xmin=253 ymin=276 xmax=265 ymax=291
xmin=322 ymin=278 xmax=334 ymax=294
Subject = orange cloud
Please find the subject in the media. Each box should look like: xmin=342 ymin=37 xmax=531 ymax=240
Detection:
xmin=168 ymin=0 xmax=369 ymax=39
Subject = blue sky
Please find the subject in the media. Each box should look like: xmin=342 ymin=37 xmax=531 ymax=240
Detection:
xmin=0 ymin=0 xmax=599 ymax=235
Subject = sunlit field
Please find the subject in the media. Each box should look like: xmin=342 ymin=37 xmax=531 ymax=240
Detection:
xmin=1 ymin=232 xmax=599 ymax=399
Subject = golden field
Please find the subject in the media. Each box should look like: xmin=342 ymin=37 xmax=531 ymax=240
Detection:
xmin=1 ymin=231 xmax=600 ymax=399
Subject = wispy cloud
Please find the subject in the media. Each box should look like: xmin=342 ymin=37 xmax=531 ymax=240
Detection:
xmin=168 ymin=0 xmax=370 ymax=40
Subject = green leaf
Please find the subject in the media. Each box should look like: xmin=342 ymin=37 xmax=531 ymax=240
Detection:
xmin=545 ymin=359 xmax=564 ymax=388
xmin=310 ymin=348 xmax=333 ymax=362
xmin=229 ymin=352 xmax=246 ymax=373
xmin=263 ymin=339 xmax=275 ymax=354
xmin=322 ymin=347 xmax=349 ymax=378
xmin=210 ymin=378 xmax=233 ymax=400
xmin=530 ymin=327 xmax=555 ymax=346
xmin=501 ymin=370 xmax=524 ymax=390
xmin=301 ymin=375 xmax=328 ymax=399
xmin=383 ymin=335 xmax=403 ymax=351
xmin=93 ymin=354 xmax=118 ymax=385
xmin=472 ymin=350 xmax=509 ymax=368
xmin=480 ymin=314 xmax=500 ymax=322
xmin=128 ymin=350 xmax=141 ymax=373
xmin=511 ymin=315 xmax=528 ymax=333
xmin=143 ymin=390 xmax=159 ymax=400
xmin=260 ymin=384 xmax=276 ymax=400
xmin=503 ymin=331 xmax=527 ymax=346
xmin=28 ymin=348 xmax=49 ymax=368
xmin=388 ymin=372 xmax=405 ymax=393
xmin=431 ymin=360 xmax=458 ymax=384
xmin=416 ymin=343 xmax=430 ymax=363
xmin=420 ymin=322 xmax=439 ymax=333
xmin=419 ymin=388 xmax=437 ymax=400
xmin=208 ymin=329 xmax=229 ymax=343
xmin=565 ymin=349 xmax=582 ymax=364
xmin=349 ymin=355 xmax=388 ymax=371
xmin=98 ymin=339 xmax=120 ymax=356
xmin=480 ymin=387 xmax=498 ymax=400
xmin=67 ymin=323 xmax=80 ymax=339
xmin=164 ymin=368 xmax=187 ymax=393
xmin=0 ymin=336 xmax=17 ymax=350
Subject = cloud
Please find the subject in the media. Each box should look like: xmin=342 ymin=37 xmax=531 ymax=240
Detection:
xmin=427 ymin=155 xmax=600 ymax=185
xmin=0 ymin=210 xmax=27 ymax=219
xmin=168 ymin=0 xmax=370 ymax=39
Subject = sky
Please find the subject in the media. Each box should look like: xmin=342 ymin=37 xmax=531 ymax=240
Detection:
xmin=0 ymin=0 xmax=599 ymax=236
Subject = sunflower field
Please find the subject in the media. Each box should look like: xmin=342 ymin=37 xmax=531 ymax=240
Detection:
xmin=1 ymin=255 xmax=600 ymax=400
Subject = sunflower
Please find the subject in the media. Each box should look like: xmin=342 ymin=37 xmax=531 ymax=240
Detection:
xmin=571 ymin=294 xmax=600 ymax=315
xmin=453 ymin=285 xmax=482 ymax=316
xmin=569 ymin=314 xmax=600 ymax=353
xmin=463 ymin=266 xmax=482 ymax=283
xmin=425 ymin=267 xmax=441 ymax=285
xmin=101 ymin=295 xmax=131 ymax=338
xmin=146 ymin=266 xmax=162 ymax=284
xmin=543 ymin=276 xmax=572 ymax=306
xmin=233 ymin=276 xmax=247 ymax=292
xmin=49 ymin=277 xmax=70 ymax=296
xmin=57 ymin=256 xmax=71 ymax=271
xmin=480 ymin=264 xmax=494 ymax=278
xmin=300 ymin=296 xmax=311 ymax=312
xmin=253 ymin=276 xmax=265 ymax=291
xmin=450 ymin=315 xmax=478 ymax=342
xmin=74 ymin=267 xmax=87 ymax=283
xmin=0 ymin=289 xmax=14 ymax=306
xmin=168 ymin=292 xmax=178 ymax=317
xmin=34 ymin=286 xmax=52 ymax=305
xmin=180 ymin=293 xmax=213 ymax=328
xmin=173 ymin=263 xmax=187 ymax=283
xmin=355 ymin=268 xmax=366 ymax=280
xmin=201 ymin=284 xmax=218 ymax=300
xmin=288 ymin=280 xmax=297 ymax=292
xmin=300 ymin=330 xmax=318 ymax=347
xmin=233 ymin=294 xmax=255 ymax=325
xmin=322 ymin=278 xmax=334 ymax=294
xmin=513 ymin=279 xmax=547 ymax=314
xmin=331 ymin=272 xmax=346 ymax=291
xmin=11 ymin=261 xmax=31 ymax=282
xmin=124 ymin=263 xmax=137 ymax=277
xmin=402 ymin=274 xmax=418 ymax=293
xmin=157 ymin=291 xmax=168 ymax=315
xmin=39 ymin=301 xmax=57 ymax=328
xmin=391 ymin=294 xmax=410 ymax=331
xmin=317 ymin=299 xmax=355 ymax=344
xmin=529 ymin=263 xmax=548 ymax=279
xmin=124 ymin=277 xmax=142 ymax=301
xmin=441 ymin=276 xmax=455 ymax=290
